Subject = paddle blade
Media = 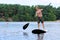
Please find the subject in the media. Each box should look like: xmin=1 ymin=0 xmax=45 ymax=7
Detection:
xmin=32 ymin=29 xmax=46 ymax=34
xmin=23 ymin=23 xmax=29 ymax=30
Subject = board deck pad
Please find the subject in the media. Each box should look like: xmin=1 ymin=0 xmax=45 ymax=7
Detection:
xmin=32 ymin=29 xmax=46 ymax=34
xmin=23 ymin=23 xmax=29 ymax=30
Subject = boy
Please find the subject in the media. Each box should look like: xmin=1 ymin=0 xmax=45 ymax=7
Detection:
xmin=35 ymin=6 xmax=45 ymax=30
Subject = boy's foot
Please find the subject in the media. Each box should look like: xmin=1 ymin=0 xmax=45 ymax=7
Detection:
xmin=43 ymin=29 xmax=47 ymax=31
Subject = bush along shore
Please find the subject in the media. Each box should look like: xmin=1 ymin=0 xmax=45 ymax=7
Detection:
xmin=0 ymin=4 xmax=60 ymax=21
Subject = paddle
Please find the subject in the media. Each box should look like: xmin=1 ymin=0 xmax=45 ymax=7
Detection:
xmin=23 ymin=23 xmax=29 ymax=30
xmin=32 ymin=29 xmax=46 ymax=34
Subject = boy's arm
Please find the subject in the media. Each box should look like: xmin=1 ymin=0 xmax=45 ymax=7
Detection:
xmin=35 ymin=12 xmax=37 ymax=17
xmin=41 ymin=9 xmax=43 ymax=11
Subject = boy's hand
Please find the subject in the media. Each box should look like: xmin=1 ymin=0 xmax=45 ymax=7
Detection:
xmin=35 ymin=14 xmax=37 ymax=17
xmin=41 ymin=9 xmax=43 ymax=11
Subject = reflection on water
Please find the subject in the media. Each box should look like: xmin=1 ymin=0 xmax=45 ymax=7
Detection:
xmin=23 ymin=31 xmax=45 ymax=40
xmin=23 ymin=32 xmax=29 ymax=38
xmin=37 ymin=33 xmax=44 ymax=40
xmin=0 ymin=22 xmax=60 ymax=40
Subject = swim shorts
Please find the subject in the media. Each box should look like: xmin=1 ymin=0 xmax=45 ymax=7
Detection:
xmin=37 ymin=17 xmax=44 ymax=23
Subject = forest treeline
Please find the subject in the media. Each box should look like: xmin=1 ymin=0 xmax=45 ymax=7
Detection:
xmin=0 ymin=4 xmax=60 ymax=21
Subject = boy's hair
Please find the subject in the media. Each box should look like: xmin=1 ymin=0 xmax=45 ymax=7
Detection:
xmin=35 ymin=5 xmax=40 ymax=9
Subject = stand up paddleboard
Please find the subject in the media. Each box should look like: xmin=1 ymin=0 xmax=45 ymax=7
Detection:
xmin=32 ymin=29 xmax=46 ymax=34
xmin=23 ymin=23 xmax=29 ymax=30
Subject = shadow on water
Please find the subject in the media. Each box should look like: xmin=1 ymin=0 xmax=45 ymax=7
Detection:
xmin=37 ymin=33 xmax=44 ymax=40
xmin=23 ymin=32 xmax=29 ymax=38
xmin=23 ymin=31 xmax=45 ymax=40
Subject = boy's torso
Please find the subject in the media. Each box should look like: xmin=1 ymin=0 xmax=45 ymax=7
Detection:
xmin=36 ymin=9 xmax=42 ymax=17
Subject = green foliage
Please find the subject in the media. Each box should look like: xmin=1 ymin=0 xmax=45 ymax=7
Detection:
xmin=0 ymin=18 xmax=5 ymax=21
xmin=55 ymin=7 xmax=60 ymax=20
xmin=12 ymin=14 xmax=20 ymax=21
xmin=0 ymin=4 xmax=60 ymax=21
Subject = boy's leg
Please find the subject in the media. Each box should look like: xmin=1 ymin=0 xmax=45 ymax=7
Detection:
xmin=38 ymin=17 xmax=40 ymax=29
xmin=42 ymin=21 xmax=45 ymax=30
xmin=38 ymin=22 xmax=40 ymax=29
xmin=41 ymin=17 xmax=45 ymax=30
xmin=42 ymin=22 xmax=47 ymax=31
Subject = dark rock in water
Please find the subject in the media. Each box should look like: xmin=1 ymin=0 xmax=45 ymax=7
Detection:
xmin=23 ymin=23 xmax=29 ymax=30
xmin=32 ymin=29 xmax=46 ymax=34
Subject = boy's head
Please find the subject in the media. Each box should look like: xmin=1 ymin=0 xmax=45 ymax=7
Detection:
xmin=35 ymin=6 xmax=40 ymax=10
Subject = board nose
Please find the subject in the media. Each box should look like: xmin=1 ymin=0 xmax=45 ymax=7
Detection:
xmin=32 ymin=29 xmax=46 ymax=34
xmin=23 ymin=23 xmax=29 ymax=30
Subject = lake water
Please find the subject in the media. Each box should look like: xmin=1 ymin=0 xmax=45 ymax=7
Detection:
xmin=0 ymin=22 xmax=60 ymax=40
